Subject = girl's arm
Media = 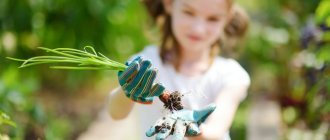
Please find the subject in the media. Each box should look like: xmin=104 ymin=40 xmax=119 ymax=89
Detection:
xmin=107 ymin=87 xmax=135 ymax=120
xmin=189 ymin=85 xmax=249 ymax=140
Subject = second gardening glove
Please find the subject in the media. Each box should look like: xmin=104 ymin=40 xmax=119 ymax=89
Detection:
xmin=146 ymin=104 xmax=217 ymax=140
xmin=118 ymin=56 xmax=165 ymax=104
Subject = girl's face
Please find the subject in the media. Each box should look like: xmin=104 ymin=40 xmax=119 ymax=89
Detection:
xmin=165 ymin=0 xmax=230 ymax=52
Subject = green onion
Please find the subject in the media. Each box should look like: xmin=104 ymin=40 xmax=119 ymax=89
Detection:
xmin=7 ymin=46 xmax=127 ymax=71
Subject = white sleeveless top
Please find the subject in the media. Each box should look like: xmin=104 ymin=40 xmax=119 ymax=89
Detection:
xmin=130 ymin=45 xmax=250 ymax=140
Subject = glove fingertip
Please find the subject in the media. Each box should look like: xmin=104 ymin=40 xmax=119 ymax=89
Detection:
xmin=131 ymin=56 xmax=142 ymax=64
xmin=146 ymin=127 xmax=156 ymax=137
xmin=186 ymin=123 xmax=201 ymax=136
xmin=140 ymin=59 xmax=152 ymax=70
xmin=151 ymin=83 xmax=165 ymax=97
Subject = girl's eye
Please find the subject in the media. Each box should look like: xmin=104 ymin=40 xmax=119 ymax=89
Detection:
xmin=207 ymin=17 xmax=220 ymax=22
xmin=183 ymin=10 xmax=193 ymax=16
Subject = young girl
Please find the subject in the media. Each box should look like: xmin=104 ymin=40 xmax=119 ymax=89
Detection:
xmin=108 ymin=0 xmax=250 ymax=139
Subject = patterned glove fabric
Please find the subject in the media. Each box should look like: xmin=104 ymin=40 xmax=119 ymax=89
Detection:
xmin=118 ymin=56 xmax=165 ymax=104
xmin=146 ymin=104 xmax=217 ymax=140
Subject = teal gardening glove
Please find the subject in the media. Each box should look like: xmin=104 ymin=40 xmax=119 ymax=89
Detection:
xmin=118 ymin=56 xmax=165 ymax=104
xmin=146 ymin=104 xmax=217 ymax=140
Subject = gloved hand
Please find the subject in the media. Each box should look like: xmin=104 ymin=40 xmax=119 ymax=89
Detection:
xmin=118 ymin=56 xmax=165 ymax=104
xmin=146 ymin=104 xmax=216 ymax=140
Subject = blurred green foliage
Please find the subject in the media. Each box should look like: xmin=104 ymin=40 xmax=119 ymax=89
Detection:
xmin=0 ymin=110 xmax=16 ymax=127
xmin=0 ymin=0 xmax=329 ymax=139
xmin=315 ymin=0 xmax=330 ymax=26
xmin=1 ymin=0 xmax=153 ymax=139
xmin=237 ymin=0 xmax=329 ymax=138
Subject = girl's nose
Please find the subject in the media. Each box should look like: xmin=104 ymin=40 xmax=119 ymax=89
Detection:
xmin=191 ymin=19 xmax=207 ymax=35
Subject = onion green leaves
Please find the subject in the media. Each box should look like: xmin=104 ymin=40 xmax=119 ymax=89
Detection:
xmin=7 ymin=46 xmax=127 ymax=71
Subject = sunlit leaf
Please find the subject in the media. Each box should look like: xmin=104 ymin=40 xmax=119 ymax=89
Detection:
xmin=0 ymin=110 xmax=16 ymax=127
